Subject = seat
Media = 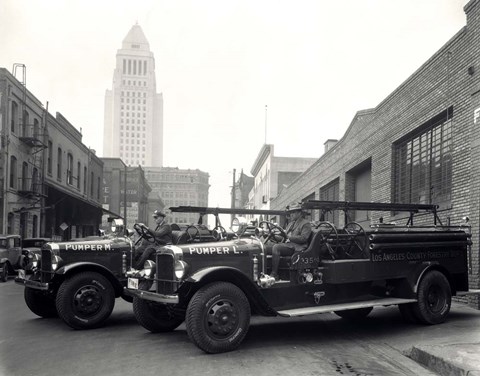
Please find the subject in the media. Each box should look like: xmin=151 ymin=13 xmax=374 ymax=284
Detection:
xmin=171 ymin=230 xmax=188 ymax=245
xmin=290 ymin=229 xmax=330 ymax=270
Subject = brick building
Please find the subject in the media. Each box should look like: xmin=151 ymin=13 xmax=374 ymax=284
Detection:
xmin=271 ymin=0 xmax=480 ymax=306
xmin=0 ymin=66 xmax=103 ymax=240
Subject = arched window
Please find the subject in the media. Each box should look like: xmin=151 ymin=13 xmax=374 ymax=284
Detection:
xmin=67 ymin=153 xmax=73 ymax=185
xmin=10 ymin=101 xmax=18 ymax=133
xmin=22 ymin=162 xmax=28 ymax=190
xmin=32 ymin=167 xmax=39 ymax=193
xmin=23 ymin=110 xmax=29 ymax=137
xmin=57 ymin=147 xmax=62 ymax=180
xmin=9 ymin=156 xmax=17 ymax=189
xmin=77 ymin=161 xmax=81 ymax=189
xmin=33 ymin=118 xmax=39 ymax=138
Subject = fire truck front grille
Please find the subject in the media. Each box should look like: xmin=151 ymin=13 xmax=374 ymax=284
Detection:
xmin=41 ymin=248 xmax=53 ymax=283
xmin=156 ymin=253 xmax=176 ymax=295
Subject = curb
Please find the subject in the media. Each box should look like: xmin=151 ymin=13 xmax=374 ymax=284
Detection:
xmin=407 ymin=344 xmax=480 ymax=376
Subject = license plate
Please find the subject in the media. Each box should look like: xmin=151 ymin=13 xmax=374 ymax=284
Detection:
xmin=128 ymin=278 xmax=139 ymax=289
xmin=18 ymin=269 xmax=26 ymax=280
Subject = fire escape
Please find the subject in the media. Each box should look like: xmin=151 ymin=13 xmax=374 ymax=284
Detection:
xmin=13 ymin=64 xmax=48 ymax=217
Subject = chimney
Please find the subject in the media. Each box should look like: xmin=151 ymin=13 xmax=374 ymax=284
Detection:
xmin=324 ymin=139 xmax=338 ymax=154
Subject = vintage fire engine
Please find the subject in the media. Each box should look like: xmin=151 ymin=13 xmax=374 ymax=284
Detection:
xmin=126 ymin=201 xmax=479 ymax=354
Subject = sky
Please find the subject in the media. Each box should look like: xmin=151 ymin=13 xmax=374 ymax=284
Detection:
xmin=0 ymin=0 xmax=469 ymax=208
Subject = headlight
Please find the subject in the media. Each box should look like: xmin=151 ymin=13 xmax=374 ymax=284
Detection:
xmin=32 ymin=253 xmax=41 ymax=268
xmin=231 ymin=217 xmax=247 ymax=234
xmin=175 ymin=260 xmax=188 ymax=279
xmin=52 ymin=255 xmax=63 ymax=271
xmin=143 ymin=260 xmax=156 ymax=277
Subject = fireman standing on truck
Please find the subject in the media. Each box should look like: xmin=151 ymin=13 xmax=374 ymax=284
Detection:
xmin=134 ymin=209 xmax=172 ymax=269
xmin=270 ymin=203 xmax=312 ymax=280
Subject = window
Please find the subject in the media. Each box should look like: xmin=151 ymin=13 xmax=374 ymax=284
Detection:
xmin=67 ymin=153 xmax=73 ymax=185
xmin=9 ymin=156 xmax=17 ymax=189
xmin=320 ymin=179 xmax=340 ymax=225
xmin=11 ymin=101 xmax=18 ymax=133
xmin=97 ymin=177 xmax=101 ymax=200
xmin=77 ymin=162 xmax=81 ymax=189
xmin=90 ymin=172 xmax=94 ymax=196
xmin=57 ymin=148 xmax=62 ymax=181
xmin=22 ymin=110 xmax=29 ymax=137
xmin=32 ymin=215 xmax=38 ymax=237
xmin=22 ymin=162 xmax=28 ymax=190
xmin=84 ymin=166 xmax=87 ymax=193
xmin=47 ymin=141 xmax=53 ymax=174
xmin=393 ymin=109 xmax=452 ymax=207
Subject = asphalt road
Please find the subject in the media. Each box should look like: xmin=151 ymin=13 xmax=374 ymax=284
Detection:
xmin=1 ymin=279 xmax=480 ymax=376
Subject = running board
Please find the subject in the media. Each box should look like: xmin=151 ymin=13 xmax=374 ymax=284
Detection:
xmin=277 ymin=297 xmax=417 ymax=317
xmin=456 ymin=289 xmax=480 ymax=296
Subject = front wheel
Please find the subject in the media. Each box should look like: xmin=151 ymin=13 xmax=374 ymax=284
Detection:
xmin=24 ymin=287 xmax=58 ymax=318
xmin=186 ymin=282 xmax=250 ymax=353
xmin=413 ymin=270 xmax=451 ymax=325
xmin=334 ymin=307 xmax=373 ymax=320
xmin=133 ymin=299 xmax=184 ymax=333
xmin=56 ymin=272 xmax=115 ymax=329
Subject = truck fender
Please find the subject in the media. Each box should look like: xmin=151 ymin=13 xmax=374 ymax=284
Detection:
xmin=394 ymin=262 xmax=451 ymax=298
xmin=184 ymin=266 xmax=276 ymax=316
xmin=55 ymin=262 xmax=125 ymax=297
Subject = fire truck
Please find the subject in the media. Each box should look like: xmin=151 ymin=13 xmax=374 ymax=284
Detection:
xmin=126 ymin=201 xmax=479 ymax=353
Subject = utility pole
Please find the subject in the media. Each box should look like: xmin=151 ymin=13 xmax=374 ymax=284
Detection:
xmin=231 ymin=168 xmax=236 ymax=222
xmin=264 ymin=105 xmax=267 ymax=144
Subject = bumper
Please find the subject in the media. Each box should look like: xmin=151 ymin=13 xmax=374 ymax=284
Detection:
xmin=14 ymin=276 xmax=49 ymax=290
xmin=124 ymin=287 xmax=179 ymax=304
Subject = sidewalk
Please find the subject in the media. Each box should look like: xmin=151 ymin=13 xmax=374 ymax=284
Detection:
xmin=401 ymin=302 xmax=480 ymax=376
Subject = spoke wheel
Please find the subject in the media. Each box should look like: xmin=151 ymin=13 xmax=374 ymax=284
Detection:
xmin=258 ymin=221 xmax=287 ymax=244
xmin=186 ymin=282 xmax=250 ymax=353
xmin=315 ymin=222 xmax=339 ymax=259
xmin=344 ymin=222 xmax=368 ymax=259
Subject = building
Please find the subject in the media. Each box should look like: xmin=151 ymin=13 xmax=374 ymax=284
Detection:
xmin=144 ymin=167 xmax=209 ymax=225
xmin=101 ymin=158 xmax=151 ymax=228
xmin=231 ymin=169 xmax=254 ymax=209
xmin=0 ymin=66 xmax=103 ymax=240
xmin=103 ymin=23 xmax=163 ymax=167
xmin=271 ymin=0 xmax=480 ymax=307
xmin=248 ymin=144 xmax=317 ymax=215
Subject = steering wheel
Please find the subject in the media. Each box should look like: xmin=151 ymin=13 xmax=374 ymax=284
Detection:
xmin=212 ymin=226 xmax=227 ymax=241
xmin=186 ymin=225 xmax=200 ymax=242
xmin=315 ymin=221 xmax=339 ymax=260
xmin=133 ymin=223 xmax=156 ymax=244
xmin=344 ymin=222 xmax=368 ymax=258
xmin=258 ymin=221 xmax=288 ymax=244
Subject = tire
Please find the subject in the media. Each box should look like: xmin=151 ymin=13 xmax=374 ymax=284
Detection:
xmin=186 ymin=282 xmax=251 ymax=354
xmin=413 ymin=270 xmax=451 ymax=325
xmin=24 ymin=287 xmax=58 ymax=318
xmin=56 ymin=271 xmax=115 ymax=330
xmin=398 ymin=303 xmax=420 ymax=324
xmin=334 ymin=307 xmax=373 ymax=320
xmin=133 ymin=298 xmax=184 ymax=333
xmin=0 ymin=263 xmax=9 ymax=282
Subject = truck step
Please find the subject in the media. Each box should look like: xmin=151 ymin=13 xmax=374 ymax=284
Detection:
xmin=277 ymin=297 xmax=417 ymax=317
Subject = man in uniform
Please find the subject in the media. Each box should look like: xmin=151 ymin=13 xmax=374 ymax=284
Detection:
xmin=270 ymin=202 xmax=312 ymax=280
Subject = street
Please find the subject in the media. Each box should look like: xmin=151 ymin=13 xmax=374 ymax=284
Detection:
xmin=1 ymin=279 xmax=480 ymax=376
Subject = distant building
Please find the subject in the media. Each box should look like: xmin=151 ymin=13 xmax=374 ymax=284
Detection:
xmin=248 ymin=144 xmax=317 ymax=217
xmin=144 ymin=167 xmax=210 ymax=226
xmin=231 ymin=169 xmax=254 ymax=209
xmin=103 ymin=23 xmax=163 ymax=167
xmin=101 ymin=158 xmax=150 ymax=228
xmin=0 ymin=66 xmax=103 ymax=240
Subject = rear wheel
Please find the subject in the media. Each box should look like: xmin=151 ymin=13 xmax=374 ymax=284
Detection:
xmin=24 ymin=287 xmax=58 ymax=318
xmin=334 ymin=307 xmax=373 ymax=320
xmin=0 ymin=263 xmax=8 ymax=282
xmin=56 ymin=272 xmax=115 ymax=329
xmin=186 ymin=282 xmax=250 ymax=353
xmin=413 ymin=270 xmax=451 ymax=325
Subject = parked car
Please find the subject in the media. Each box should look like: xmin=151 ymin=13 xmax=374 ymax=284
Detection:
xmin=0 ymin=234 xmax=24 ymax=282
xmin=126 ymin=200 xmax=480 ymax=353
